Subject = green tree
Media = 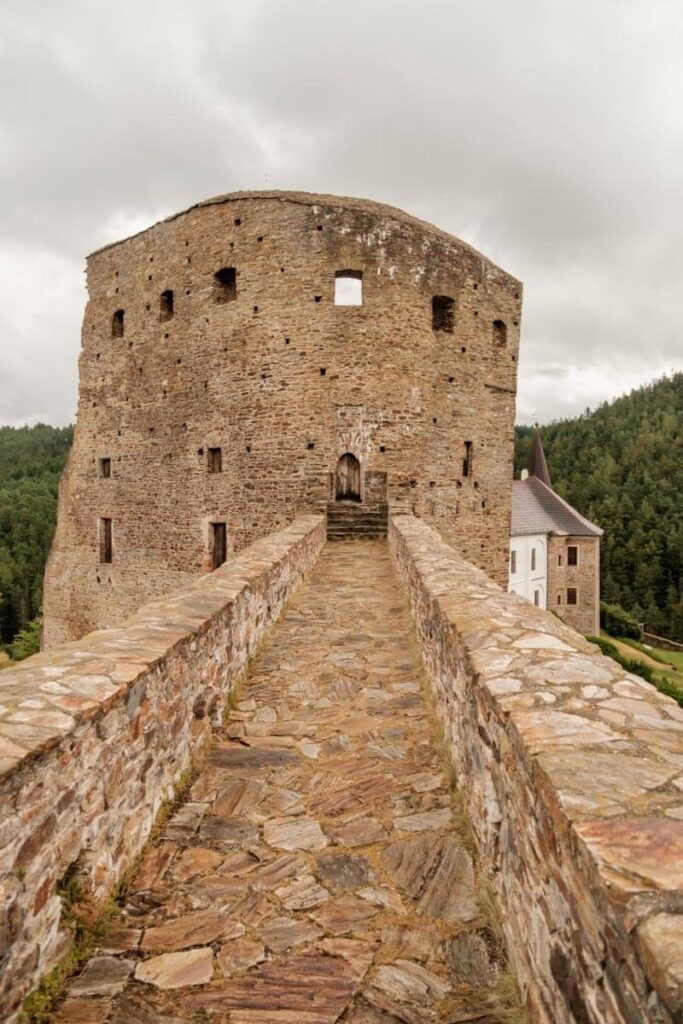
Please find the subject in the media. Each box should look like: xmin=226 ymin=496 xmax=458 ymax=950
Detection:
xmin=515 ymin=373 xmax=683 ymax=641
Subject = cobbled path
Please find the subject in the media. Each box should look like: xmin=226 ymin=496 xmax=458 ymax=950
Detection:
xmin=58 ymin=542 xmax=506 ymax=1023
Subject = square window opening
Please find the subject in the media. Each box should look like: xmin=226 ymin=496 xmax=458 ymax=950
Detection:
xmin=493 ymin=319 xmax=507 ymax=345
xmin=214 ymin=267 xmax=237 ymax=303
xmin=334 ymin=270 xmax=363 ymax=306
xmin=432 ymin=295 xmax=454 ymax=332
xmin=208 ymin=447 xmax=222 ymax=473
xmin=160 ymin=290 xmax=174 ymax=321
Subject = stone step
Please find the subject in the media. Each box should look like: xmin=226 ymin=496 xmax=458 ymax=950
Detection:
xmin=326 ymin=501 xmax=389 ymax=540
xmin=327 ymin=515 xmax=388 ymax=527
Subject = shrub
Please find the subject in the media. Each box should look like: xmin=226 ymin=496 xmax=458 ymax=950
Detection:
xmin=588 ymin=634 xmax=654 ymax=683
xmin=600 ymin=602 xmax=642 ymax=640
xmin=8 ymin=616 xmax=41 ymax=661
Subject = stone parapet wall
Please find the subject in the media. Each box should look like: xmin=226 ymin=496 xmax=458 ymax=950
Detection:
xmin=0 ymin=515 xmax=325 ymax=1021
xmin=389 ymin=514 xmax=683 ymax=1024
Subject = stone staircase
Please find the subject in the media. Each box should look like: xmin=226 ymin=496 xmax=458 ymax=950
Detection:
xmin=326 ymin=500 xmax=388 ymax=540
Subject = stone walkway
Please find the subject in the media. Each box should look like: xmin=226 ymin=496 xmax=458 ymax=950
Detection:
xmin=57 ymin=542 xmax=507 ymax=1024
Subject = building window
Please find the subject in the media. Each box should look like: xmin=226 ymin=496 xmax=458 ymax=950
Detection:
xmin=462 ymin=441 xmax=473 ymax=478
xmin=493 ymin=319 xmax=507 ymax=345
xmin=112 ymin=310 xmax=124 ymax=337
xmin=567 ymin=545 xmax=578 ymax=566
xmin=214 ymin=267 xmax=237 ymax=303
xmin=208 ymin=447 xmax=222 ymax=473
xmin=432 ymin=295 xmax=454 ymax=332
xmin=558 ymin=554 xmax=563 ymax=566
xmin=98 ymin=457 xmax=111 ymax=479
xmin=534 ymin=589 xmax=540 ymax=606
xmin=557 ymin=593 xmax=562 ymax=605
xmin=211 ymin=522 xmax=227 ymax=568
xmin=334 ymin=270 xmax=363 ymax=306
xmin=160 ymin=290 xmax=174 ymax=321
xmin=99 ymin=518 xmax=112 ymax=564
xmin=567 ymin=587 xmax=578 ymax=605
xmin=531 ymin=548 xmax=536 ymax=571
xmin=510 ymin=550 xmax=517 ymax=574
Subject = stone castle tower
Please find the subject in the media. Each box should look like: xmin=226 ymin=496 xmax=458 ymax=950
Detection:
xmin=43 ymin=191 xmax=522 ymax=646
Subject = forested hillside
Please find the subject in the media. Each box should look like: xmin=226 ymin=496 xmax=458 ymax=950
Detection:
xmin=515 ymin=373 xmax=683 ymax=641
xmin=0 ymin=424 xmax=73 ymax=646
xmin=1 ymin=375 xmax=681 ymax=654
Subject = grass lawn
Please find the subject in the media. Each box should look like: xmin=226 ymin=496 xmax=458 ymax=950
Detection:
xmin=601 ymin=631 xmax=683 ymax=703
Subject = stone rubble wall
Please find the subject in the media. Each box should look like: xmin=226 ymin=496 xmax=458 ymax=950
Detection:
xmin=43 ymin=189 xmax=521 ymax=647
xmin=389 ymin=514 xmax=683 ymax=1024
xmin=0 ymin=515 xmax=325 ymax=1021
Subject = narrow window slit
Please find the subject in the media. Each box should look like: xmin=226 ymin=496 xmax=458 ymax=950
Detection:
xmin=112 ymin=310 xmax=124 ymax=337
xmin=99 ymin=518 xmax=112 ymax=564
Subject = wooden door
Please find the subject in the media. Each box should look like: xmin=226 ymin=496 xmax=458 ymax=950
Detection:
xmin=335 ymin=453 xmax=361 ymax=501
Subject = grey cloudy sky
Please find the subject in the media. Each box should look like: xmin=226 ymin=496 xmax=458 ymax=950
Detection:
xmin=1 ymin=0 xmax=681 ymax=426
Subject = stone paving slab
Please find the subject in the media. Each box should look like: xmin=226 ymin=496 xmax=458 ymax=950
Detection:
xmin=58 ymin=541 xmax=503 ymax=1022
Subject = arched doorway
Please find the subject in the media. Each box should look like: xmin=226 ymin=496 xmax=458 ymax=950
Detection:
xmin=335 ymin=453 xmax=361 ymax=501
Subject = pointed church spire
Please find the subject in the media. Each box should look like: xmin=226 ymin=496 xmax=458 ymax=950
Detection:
xmin=527 ymin=423 xmax=551 ymax=486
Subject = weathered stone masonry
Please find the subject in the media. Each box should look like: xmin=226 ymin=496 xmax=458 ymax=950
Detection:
xmin=43 ymin=190 xmax=521 ymax=646
xmin=390 ymin=514 xmax=683 ymax=1024
xmin=4 ymin=517 xmax=683 ymax=1022
xmin=0 ymin=515 xmax=325 ymax=1020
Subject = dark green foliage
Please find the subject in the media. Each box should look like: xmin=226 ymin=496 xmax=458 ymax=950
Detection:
xmin=586 ymin=635 xmax=654 ymax=683
xmin=600 ymin=601 xmax=642 ymax=640
xmin=8 ymin=616 xmax=42 ymax=660
xmin=516 ymin=374 xmax=683 ymax=642
xmin=0 ymin=424 xmax=73 ymax=648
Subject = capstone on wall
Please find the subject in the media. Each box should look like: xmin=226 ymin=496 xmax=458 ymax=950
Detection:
xmin=0 ymin=516 xmax=325 ymax=1021
xmin=390 ymin=514 xmax=683 ymax=1024
xmin=43 ymin=191 xmax=521 ymax=645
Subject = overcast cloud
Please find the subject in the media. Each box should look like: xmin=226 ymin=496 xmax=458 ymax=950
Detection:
xmin=1 ymin=0 xmax=681 ymax=426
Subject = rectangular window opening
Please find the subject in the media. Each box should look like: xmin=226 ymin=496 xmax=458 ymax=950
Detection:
xmin=208 ymin=447 xmax=222 ymax=473
xmin=98 ymin=457 xmax=111 ymax=479
xmin=567 ymin=545 xmax=578 ymax=566
xmin=334 ymin=270 xmax=363 ymax=306
xmin=432 ymin=295 xmax=454 ymax=332
xmin=160 ymin=290 xmax=174 ymax=321
xmin=211 ymin=522 xmax=227 ymax=569
xmin=567 ymin=587 xmax=578 ymax=606
xmin=533 ymin=590 xmax=540 ymax=606
xmin=510 ymin=550 xmax=517 ymax=574
xmin=99 ymin=517 xmax=112 ymax=564
xmin=557 ymin=594 xmax=562 ymax=605
xmin=214 ymin=267 xmax=237 ymax=303
xmin=462 ymin=441 xmax=473 ymax=478
xmin=531 ymin=548 xmax=536 ymax=571
xmin=112 ymin=309 xmax=124 ymax=337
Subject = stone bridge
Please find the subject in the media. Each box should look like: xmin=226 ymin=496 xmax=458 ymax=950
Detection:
xmin=1 ymin=517 xmax=682 ymax=1023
